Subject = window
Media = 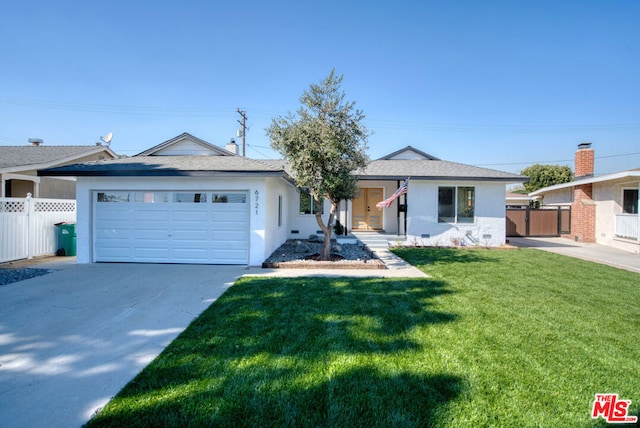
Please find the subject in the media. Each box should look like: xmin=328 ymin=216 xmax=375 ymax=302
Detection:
xmin=212 ymin=193 xmax=246 ymax=203
xmin=134 ymin=192 xmax=169 ymax=203
xmin=623 ymin=189 xmax=638 ymax=214
xmin=97 ymin=192 xmax=130 ymax=203
xmin=174 ymin=192 xmax=207 ymax=203
xmin=438 ymin=186 xmax=475 ymax=223
xmin=278 ymin=195 xmax=283 ymax=227
xmin=299 ymin=191 xmax=323 ymax=215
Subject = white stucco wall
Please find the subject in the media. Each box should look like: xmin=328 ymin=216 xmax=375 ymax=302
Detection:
xmin=286 ymin=190 xmax=331 ymax=239
xmin=593 ymin=181 xmax=640 ymax=252
xmin=264 ymin=177 xmax=296 ymax=260
xmin=405 ymin=181 xmax=507 ymax=247
xmin=74 ymin=176 xmax=280 ymax=265
xmin=540 ymin=188 xmax=573 ymax=206
xmin=593 ymin=181 xmax=617 ymax=245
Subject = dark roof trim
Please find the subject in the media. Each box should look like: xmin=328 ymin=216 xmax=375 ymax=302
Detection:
xmin=135 ymin=132 xmax=232 ymax=156
xmin=378 ymin=145 xmax=440 ymax=160
xmin=39 ymin=169 xmax=285 ymax=178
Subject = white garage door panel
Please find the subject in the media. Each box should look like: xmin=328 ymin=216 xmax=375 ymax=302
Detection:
xmin=94 ymin=191 xmax=249 ymax=264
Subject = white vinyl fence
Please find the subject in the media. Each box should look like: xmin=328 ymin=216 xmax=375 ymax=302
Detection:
xmin=0 ymin=195 xmax=76 ymax=263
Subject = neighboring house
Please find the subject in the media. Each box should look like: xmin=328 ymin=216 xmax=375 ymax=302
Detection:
xmin=530 ymin=143 xmax=640 ymax=253
xmin=0 ymin=141 xmax=117 ymax=199
xmin=39 ymin=133 xmax=526 ymax=265
xmin=506 ymin=191 xmax=534 ymax=208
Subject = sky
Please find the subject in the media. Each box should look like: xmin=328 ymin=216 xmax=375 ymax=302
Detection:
xmin=1 ymin=0 xmax=638 ymax=176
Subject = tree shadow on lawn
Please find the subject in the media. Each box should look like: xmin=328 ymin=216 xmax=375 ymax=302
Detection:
xmin=88 ymin=277 xmax=464 ymax=427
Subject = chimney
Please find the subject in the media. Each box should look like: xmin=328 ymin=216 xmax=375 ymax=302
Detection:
xmin=226 ymin=138 xmax=238 ymax=155
xmin=28 ymin=138 xmax=43 ymax=147
xmin=574 ymin=142 xmax=594 ymax=179
xmin=571 ymin=142 xmax=596 ymax=243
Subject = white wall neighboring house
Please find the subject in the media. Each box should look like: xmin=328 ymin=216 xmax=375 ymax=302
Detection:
xmin=530 ymin=143 xmax=640 ymax=253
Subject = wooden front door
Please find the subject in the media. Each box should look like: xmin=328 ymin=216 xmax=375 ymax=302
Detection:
xmin=352 ymin=188 xmax=384 ymax=230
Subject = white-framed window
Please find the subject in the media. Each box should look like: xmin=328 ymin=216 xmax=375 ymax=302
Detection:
xmin=212 ymin=192 xmax=247 ymax=203
xmin=622 ymin=188 xmax=638 ymax=214
xmin=438 ymin=186 xmax=475 ymax=223
xmin=299 ymin=191 xmax=323 ymax=215
xmin=97 ymin=191 xmax=130 ymax=203
xmin=174 ymin=192 xmax=207 ymax=203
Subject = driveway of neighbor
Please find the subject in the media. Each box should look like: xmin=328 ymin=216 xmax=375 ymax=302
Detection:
xmin=0 ymin=261 xmax=247 ymax=428
xmin=508 ymin=237 xmax=640 ymax=274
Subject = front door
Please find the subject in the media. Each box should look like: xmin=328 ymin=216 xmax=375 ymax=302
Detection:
xmin=352 ymin=188 xmax=384 ymax=230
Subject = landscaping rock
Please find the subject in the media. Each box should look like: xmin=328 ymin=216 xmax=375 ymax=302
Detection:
xmin=263 ymin=239 xmax=385 ymax=269
xmin=308 ymin=234 xmax=323 ymax=243
xmin=294 ymin=242 xmax=311 ymax=253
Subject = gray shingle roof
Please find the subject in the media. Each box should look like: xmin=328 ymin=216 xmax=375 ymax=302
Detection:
xmin=39 ymin=156 xmax=289 ymax=177
xmin=359 ymin=159 xmax=526 ymax=181
xmin=258 ymin=158 xmax=525 ymax=182
xmin=0 ymin=146 xmax=111 ymax=169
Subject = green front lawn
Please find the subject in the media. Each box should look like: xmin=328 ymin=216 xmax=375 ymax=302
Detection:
xmin=87 ymin=248 xmax=639 ymax=427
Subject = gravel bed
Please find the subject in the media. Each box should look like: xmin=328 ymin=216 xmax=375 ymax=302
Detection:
xmin=0 ymin=268 xmax=57 ymax=286
xmin=264 ymin=239 xmax=375 ymax=265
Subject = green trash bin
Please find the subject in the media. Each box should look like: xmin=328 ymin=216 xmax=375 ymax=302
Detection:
xmin=56 ymin=223 xmax=77 ymax=256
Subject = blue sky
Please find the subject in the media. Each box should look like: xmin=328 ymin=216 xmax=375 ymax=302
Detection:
xmin=1 ymin=0 xmax=638 ymax=175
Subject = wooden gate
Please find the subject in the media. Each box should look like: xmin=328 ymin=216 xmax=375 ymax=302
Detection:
xmin=506 ymin=206 xmax=570 ymax=237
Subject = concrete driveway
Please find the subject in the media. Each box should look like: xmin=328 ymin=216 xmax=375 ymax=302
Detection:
xmin=0 ymin=262 xmax=247 ymax=428
xmin=508 ymin=237 xmax=640 ymax=274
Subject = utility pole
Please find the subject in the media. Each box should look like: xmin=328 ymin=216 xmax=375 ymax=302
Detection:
xmin=237 ymin=108 xmax=247 ymax=157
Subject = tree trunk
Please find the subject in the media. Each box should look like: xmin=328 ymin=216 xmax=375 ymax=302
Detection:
xmin=315 ymin=201 xmax=337 ymax=261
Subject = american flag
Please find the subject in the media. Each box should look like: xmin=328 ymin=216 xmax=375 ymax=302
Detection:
xmin=376 ymin=178 xmax=408 ymax=209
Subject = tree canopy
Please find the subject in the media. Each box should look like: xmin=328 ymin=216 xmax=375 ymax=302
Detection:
xmin=267 ymin=69 xmax=370 ymax=260
xmin=521 ymin=164 xmax=573 ymax=193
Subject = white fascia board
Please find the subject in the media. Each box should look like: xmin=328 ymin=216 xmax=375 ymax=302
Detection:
xmin=530 ymin=170 xmax=640 ymax=197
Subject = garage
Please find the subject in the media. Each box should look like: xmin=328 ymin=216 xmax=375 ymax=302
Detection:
xmin=94 ymin=190 xmax=249 ymax=264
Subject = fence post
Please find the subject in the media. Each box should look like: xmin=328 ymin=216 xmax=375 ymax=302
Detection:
xmin=26 ymin=193 xmax=33 ymax=259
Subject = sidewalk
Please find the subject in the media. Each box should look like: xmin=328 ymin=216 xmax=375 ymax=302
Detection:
xmin=508 ymin=237 xmax=640 ymax=274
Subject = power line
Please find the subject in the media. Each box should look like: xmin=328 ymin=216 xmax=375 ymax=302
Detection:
xmin=473 ymin=151 xmax=640 ymax=166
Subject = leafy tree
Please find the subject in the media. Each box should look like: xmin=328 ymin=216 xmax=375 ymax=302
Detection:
xmin=521 ymin=164 xmax=573 ymax=193
xmin=267 ymin=70 xmax=370 ymax=260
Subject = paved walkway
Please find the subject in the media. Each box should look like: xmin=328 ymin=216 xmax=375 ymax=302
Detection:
xmin=508 ymin=237 xmax=640 ymax=274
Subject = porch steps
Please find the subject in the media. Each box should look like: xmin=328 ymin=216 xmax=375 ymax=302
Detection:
xmin=351 ymin=232 xmax=406 ymax=249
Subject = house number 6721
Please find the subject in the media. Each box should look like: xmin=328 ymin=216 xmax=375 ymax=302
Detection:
xmin=254 ymin=190 xmax=259 ymax=215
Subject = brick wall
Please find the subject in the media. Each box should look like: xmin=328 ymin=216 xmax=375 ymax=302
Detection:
xmin=571 ymin=183 xmax=596 ymax=242
xmin=570 ymin=144 xmax=596 ymax=242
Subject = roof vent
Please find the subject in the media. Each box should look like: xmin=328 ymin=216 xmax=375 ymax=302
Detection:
xmin=28 ymin=138 xmax=44 ymax=147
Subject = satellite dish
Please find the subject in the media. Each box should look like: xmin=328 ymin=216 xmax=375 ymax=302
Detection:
xmin=100 ymin=132 xmax=113 ymax=145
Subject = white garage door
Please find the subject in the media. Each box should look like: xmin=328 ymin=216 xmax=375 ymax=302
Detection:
xmin=94 ymin=191 xmax=249 ymax=264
